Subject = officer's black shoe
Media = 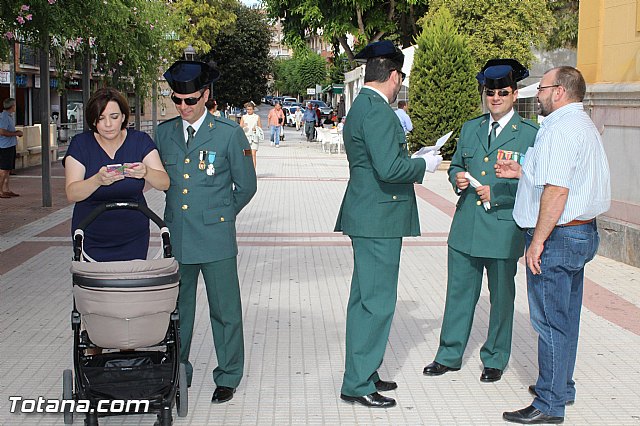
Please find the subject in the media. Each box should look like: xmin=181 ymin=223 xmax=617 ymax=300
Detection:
xmin=423 ymin=361 xmax=460 ymax=376
xmin=340 ymin=392 xmax=396 ymax=408
xmin=480 ymin=367 xmax=503 ymax=382
xmin=211 ymin=386 xmax=235 ymax=403
xmin=374 ymin=379 xmax=398 ymax=392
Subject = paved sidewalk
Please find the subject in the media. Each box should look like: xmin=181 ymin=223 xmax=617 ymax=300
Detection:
xmin=1 ymin=124 xmax=639 ymax=425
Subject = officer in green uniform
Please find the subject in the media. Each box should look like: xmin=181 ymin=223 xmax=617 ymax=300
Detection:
xmin=423 ymin=59 xmax=538 ymax=382
xmin=335 ymin=40 xmax=442 ymax=408
xmin=155 ymin=60 xmax=257 ymax=403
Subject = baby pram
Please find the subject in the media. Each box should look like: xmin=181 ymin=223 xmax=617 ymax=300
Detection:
xmin=62 ymin=202 xmax=187 ymax=426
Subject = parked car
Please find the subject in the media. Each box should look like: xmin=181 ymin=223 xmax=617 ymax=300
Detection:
xmin=282 ymin=97 xmax=297 ymax=105
xmin=306 ymin=100 xmax=332 ymax=118
xmin=263 ymin=95 xmax=274 ymax=105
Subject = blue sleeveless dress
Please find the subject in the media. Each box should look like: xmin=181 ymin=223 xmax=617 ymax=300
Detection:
xmin=64 ymin=129 xmax=157 ymax=261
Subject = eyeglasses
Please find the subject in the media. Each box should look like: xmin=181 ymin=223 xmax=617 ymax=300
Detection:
xmin=484 ymin=89 xmax=512 ymax=97
xmin=171 ymin=92 xmax=205 ymax=106
xmin=537 ymin=84 xmax=560 ymax=92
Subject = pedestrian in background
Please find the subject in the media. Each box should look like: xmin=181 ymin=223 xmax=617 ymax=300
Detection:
xmin=240 ymin=101 xmax=262 ymax=169
xmin=155 ymin=60 xmax=257 ymax=403
xmin=302 ymin=103 xmax=316 ymax=141
xmin=335 ymin=40 xmax=441 ymax=409
xmin=206 ymin=99 xmax=221 ymax=117
xmin=394 ymin=100 xmax=413 ymax=134
xmin=423 ymin=59 xmax=537 ymax=383
xmin=498 ymin=66 xmax=610 ymax=424
xmin=267 ymin=102 xmax=285 ymax=147
xmin=294 ymin=106 xmax=303 ymax=132
xmin=0 ymin=98 xmax=22 ymax=198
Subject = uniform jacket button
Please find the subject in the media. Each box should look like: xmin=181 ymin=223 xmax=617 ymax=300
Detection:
xmin=484 ymin=157 xmax=489 ymax=162
xmin=182 ymin=204 xmax=188 ymax=210
xmin=184 ymin=158 xmax=190 ymax=164
xmin=476 ymin=200 xmax=482 ymax=206
xmin=220 ymin=217 xmax=225 ymax=222
xmin=182 ymin=188 xmax=188 ymax=194
xmin=183 ymin=173 xmax=189 ymax=179
xmin=481 ymin=171 xmax=486 ymax=176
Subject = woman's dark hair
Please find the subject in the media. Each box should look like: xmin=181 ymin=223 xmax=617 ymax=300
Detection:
xmin=85 ymin=88 xmax=130 ymax=133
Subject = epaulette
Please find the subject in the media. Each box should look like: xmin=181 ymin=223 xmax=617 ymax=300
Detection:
xmin=158 ymin=116 xmax=180 ymax=127
xmin=213 ymin=116 xmax=240 ymax=128
xmin=520 ymin=118 xmax=539 ymax=130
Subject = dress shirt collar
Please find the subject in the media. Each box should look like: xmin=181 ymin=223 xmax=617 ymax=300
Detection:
xmin=182 ymin=110 xmax=208 ymax=136
xmin=363 ymin=85 xmax=389 ymax=103
xmin=540 ymin=102 xmax=584 ymax=129
xmin=488 ymin=108 xmax=514 ymax=135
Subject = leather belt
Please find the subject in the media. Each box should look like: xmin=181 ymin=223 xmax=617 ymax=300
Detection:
xmin=558 ymin=218 xmax=594 ymax=227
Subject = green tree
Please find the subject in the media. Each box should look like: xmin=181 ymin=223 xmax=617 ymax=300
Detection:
xmin=426 ymin=0 xmax=555 ymax=68
xmin=271 ymin=50 xmax=327 ymax=98
xmin=204 ymin=5 xmax=273 ymax=108
xmin=546 ymin=0 xmax=579 ymax=49
xmin=166 ymin=0 xmax=238 ymax=58
xmin=408 ymin=7 xmax=480 ymax=158
xmin=263 ymin=0 xmax=429 ymax=64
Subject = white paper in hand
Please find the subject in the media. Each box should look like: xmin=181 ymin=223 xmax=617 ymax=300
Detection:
xmin=410 ymin=131 xmax=453 ymax=157
xmin=464 ymin=172 xmax=490 ymax=211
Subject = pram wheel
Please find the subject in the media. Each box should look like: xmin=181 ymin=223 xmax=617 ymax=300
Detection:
xmin=63 ymin=369 xmax=74 ymax=424
xmin=176 ymin=362 xmax=188 ymax=417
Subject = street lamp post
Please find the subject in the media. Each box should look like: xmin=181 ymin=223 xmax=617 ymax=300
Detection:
xmin=184 ymin=45 xmax=196 ymax=61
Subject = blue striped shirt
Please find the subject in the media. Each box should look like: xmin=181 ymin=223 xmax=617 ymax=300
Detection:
xmin=513 ymin=102 xmax=611 ymax=228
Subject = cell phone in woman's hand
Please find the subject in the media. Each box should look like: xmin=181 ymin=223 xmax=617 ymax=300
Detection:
xmin=106 ymin=164 xmax=125 ymax=174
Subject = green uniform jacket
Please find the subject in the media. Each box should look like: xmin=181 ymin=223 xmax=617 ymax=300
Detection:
xmin=448 ymin=112 xmax=537 ymax=259
xmin=156 ymin=113 xmax=257 ymax=264
xmin=335 ymin=87 xmax=426 ymax=237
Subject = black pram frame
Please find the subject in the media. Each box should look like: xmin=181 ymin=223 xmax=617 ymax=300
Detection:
xmin=62 ymin=202 xmax=187 ymax=426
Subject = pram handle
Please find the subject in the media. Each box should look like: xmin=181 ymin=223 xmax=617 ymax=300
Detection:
xmin=73 ymin=202 xmax=172 ymax=261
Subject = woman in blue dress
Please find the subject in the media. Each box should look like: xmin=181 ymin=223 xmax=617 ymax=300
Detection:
xmin=63 ymin=88 xmax=169 ymax=261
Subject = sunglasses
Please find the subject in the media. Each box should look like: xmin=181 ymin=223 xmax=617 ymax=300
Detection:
xmin=171 ymin=92 xmax=205 ymax=106
xmin=393 ymin=69 xmax=406 ymax=82
xmin=484 ymin=89 xmax=512 ymax=97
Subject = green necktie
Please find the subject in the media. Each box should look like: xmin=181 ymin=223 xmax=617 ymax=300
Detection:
xmin=488 ymin=121 xmax=499 ymax=149
xmin=186 ymin=125 xmax=195 ymax=147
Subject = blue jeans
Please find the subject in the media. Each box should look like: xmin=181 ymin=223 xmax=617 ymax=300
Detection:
xmin=526 ymin=221 xmax=599 ymax=417
xmin=270 ymin=125 xmax=281 ymax=146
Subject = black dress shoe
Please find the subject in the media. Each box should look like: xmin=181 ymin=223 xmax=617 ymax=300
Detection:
xmin=503 ymin=405 xmax=564 ymax=424
xmin=340 ymin=392 xmax=396 ymax=408
xmin=480 ymin=367 xmax=503 ymax=382
xmin=423 ymin=361 xmax=460 ymax=376
xmin=211 ymin=386 xmax=235 ymax=403
xmin=374 ymin=379 xmax=397 ymax=392
xmin=528 ymin=385 xmax=575 ymax=406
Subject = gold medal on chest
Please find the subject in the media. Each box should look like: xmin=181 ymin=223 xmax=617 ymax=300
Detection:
xmin=199 ymin=150 xmax=206 ymax=170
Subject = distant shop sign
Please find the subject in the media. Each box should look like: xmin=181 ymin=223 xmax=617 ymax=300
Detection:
xmin=0 ymin=71 xmax=9 ymax=85
xmin=67 ymin=78 xmax=82 ymax=89
xmin=306 ymin=88 xmax=316 ymax=95
xmin=34 ymin=76 xmax=59 ymax=89
xmin=16 ymin=74 xmax=29 ymax=87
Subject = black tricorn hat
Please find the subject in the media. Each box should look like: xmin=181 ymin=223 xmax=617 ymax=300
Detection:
xmin=163 ymin=60 xmax=220 ymax=94
xmin=354 ymin=40 xmax=404 ymax=66
xmin=476 ymin=59 xmax=529 ymax=89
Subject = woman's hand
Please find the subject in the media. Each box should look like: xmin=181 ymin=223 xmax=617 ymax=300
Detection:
xmin=96 ymin=166 xmax=125 ymax=186
xmin=123 ymin=162 xmax=147 ymax=179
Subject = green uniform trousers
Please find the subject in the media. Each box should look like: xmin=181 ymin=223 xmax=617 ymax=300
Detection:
xmin=435 ymin=246 xmax=518 ymax=370
xmin=178 ymin=257 xmax=244 ymax=388
xmin=341 ymin=236 xmax=402 ymax=396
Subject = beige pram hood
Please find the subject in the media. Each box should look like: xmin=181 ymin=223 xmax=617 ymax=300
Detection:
xmin=71 ymin=258 xmax=180 ymax=350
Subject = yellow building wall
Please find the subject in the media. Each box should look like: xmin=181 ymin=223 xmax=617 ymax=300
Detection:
xmin=578 ymin=0 xmax=640 ymax=83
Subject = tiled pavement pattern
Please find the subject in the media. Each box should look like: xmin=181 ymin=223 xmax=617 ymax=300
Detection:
xmin=1 ymin=124 xmax=639 ymax=425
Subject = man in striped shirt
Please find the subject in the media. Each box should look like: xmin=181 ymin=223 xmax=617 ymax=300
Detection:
xmin=497 ymin=66 xmax=610 ymax=424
